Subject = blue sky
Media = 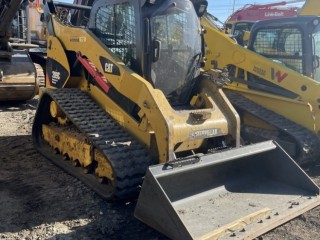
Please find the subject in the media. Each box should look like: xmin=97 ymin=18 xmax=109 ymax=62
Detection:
xmin=60 ymin=0 xmax=305 ymax=23
xmin=207 ymin=0 xmax=305 ymax=22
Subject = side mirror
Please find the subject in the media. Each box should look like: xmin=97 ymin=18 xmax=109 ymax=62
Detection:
xmin=313 ymin=55 xmax=320 ymax=69
xmin=152 ymin=39 xmax=161 ymax=62
xmin=40 ymin=13 xmax=45 ymax=22
xmin=190 ymin=0 xmax=208 ymax=17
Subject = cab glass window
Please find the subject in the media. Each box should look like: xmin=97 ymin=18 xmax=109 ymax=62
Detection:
xmin=94 ymin=3 xmax=136 ymax=69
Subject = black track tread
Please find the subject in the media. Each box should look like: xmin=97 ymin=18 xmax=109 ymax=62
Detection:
xmin=35 ymin=88 xmax=152 ymax=200
xmin=226 ymin=92 xmax=320 ymax=165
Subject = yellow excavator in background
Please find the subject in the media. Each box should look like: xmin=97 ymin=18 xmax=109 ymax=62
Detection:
xmin=32 ymin=0 xmax=320 ymax=239
xmin=201 ymin=2 xmax=320 ymax=166
xmin=0 ymin=0 xmax=42 ymax=101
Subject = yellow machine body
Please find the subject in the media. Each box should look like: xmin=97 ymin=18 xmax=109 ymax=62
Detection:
xmin=202 ymin=14 xmax=320 ymax=133
xmin=299 ymin=0 xmax=320 ymax=16
xmin=201 ymin=12 xmax=320 ymax=163
xmin=0 ymin=50 xmax=39 ymax=101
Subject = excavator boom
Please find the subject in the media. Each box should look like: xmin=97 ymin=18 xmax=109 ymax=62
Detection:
xmin=0 ymin=0 xmax=26 ymax=37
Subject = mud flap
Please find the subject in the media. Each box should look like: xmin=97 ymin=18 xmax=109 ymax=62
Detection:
xmin=134 ymin=141 xmax=320 ymax=240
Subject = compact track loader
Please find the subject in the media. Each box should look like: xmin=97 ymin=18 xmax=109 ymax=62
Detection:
xmin=0 ymin=0 xmax=42 ymax=101
xmin=33 ymin=0 xmax=320 ymax=239
xmin=200 ymin=9 xmax=320 ymax=166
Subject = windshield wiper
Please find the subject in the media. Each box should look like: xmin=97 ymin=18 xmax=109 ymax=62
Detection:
xmin=186 ymin=52 xmax=201 ymax=76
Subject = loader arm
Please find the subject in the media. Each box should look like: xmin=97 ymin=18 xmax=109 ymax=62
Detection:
xmin=299 ymin=0 xmax=320 ymax=16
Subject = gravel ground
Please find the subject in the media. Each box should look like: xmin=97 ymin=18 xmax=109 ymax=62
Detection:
xmin=0 ymin=97 xmax=319 ymax=240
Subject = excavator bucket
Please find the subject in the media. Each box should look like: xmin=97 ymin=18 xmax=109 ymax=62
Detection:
xmin=135 ymin=141 xmax=320 ymax=240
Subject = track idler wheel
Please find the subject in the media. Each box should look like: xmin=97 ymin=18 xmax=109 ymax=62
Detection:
xmin=50 ymin=101 xmax=69 ymax=125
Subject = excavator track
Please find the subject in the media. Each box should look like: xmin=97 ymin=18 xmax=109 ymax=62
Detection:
xmin=226 ymin=92 xmax=320 ymax=165
xmin=34 ymin=63 xmax=45 ymax=88
xmin=32 ymin=88 xmax=153 ymax=200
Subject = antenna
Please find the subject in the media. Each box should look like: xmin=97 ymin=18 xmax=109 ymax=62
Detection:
xmin=232 ymin=0 xmax=236 ymax=13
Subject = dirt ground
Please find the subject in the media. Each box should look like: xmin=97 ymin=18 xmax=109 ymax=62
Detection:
xmin=0 ymin=97 xmax=320 ymax=240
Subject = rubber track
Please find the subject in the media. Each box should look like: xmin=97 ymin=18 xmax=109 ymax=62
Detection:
xmin=37 ymin=88 xmax=152 ymax=200
xmin=226 ymin=92 xmax=320 ymax=165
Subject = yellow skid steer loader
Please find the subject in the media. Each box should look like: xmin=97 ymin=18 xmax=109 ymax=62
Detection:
xmin=200 ymin=9 xmax=320 ymax=165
